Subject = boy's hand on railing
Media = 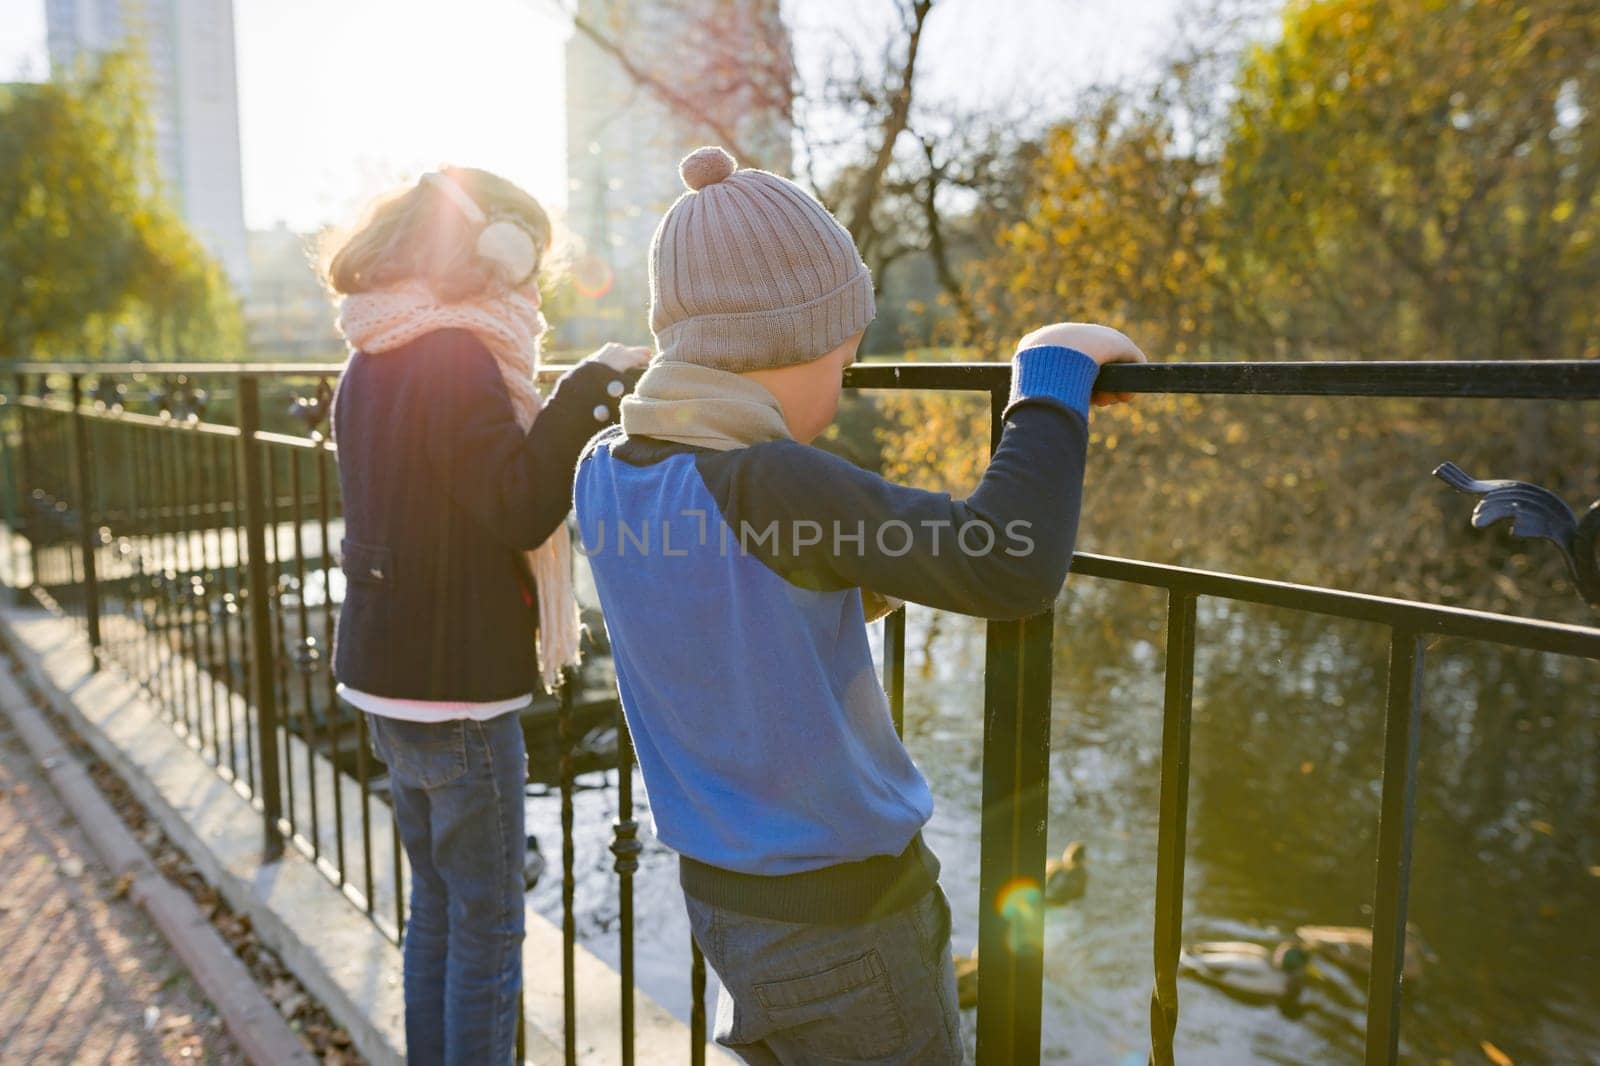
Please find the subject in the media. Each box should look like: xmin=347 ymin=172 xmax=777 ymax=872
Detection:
xmin=584 ymin=343 xmax=653 ymax=373
xmin=1016 ymin=322 xmax=1147 ymax=408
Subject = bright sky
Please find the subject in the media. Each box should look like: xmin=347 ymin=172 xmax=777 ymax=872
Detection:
xmin=0 ymin=0 xmax=1179 ymax=232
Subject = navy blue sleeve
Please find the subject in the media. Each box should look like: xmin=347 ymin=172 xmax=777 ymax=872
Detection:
xmin=696 ymin=347 xmax=1098 ymax=620
xmin=425 ymin=333 xmax=625 ymax=550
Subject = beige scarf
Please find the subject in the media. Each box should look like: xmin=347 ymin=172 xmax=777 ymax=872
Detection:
xmin=336 ymin=279 xmax=579 ymax=692
xmin=619 ymin=362 xmax=791 ymax=451
xmin=619 ymin=361 xmax=901 ymax=621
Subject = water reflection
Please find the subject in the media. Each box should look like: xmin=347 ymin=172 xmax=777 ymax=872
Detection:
xmin=529 ymin=580 xmax=1600 ymax=1063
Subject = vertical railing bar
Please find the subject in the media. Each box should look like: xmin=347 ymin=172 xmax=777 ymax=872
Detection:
xmin=197 ymin=430 xmax=224 ymax=766
xmin=690 ymin=938 xmax=707 ymax=1066
xmin=884 ymin=605 xmax=907 ymax=737
xmin=315 ymin=442 xmax=346 ymax=883
xmin=1363 ymin=628 xmax=1425 ymax=1066
xmin=211 ymin=435 xmax=241 ymax=783
xmin=112 ymin=419 xmax=135 ymax=674
xmin=144 ymin=423 xmax=171 ymax=714
xmin=68 ymin=375 xmax=102 ymax=660
xmin=267 ymin=449 xmax=296 ymax=838
xmin=974 ymin=385 xmax=1055 ymax=1065
xmin=183 ymin=426 xmax=206 ymax=745
xmin=611 ymin=710 xmax=639 ymax=1066
xmin=237 ymin=377 xmax=285 ymax=859
xmin=12 ymin=374 xmax=40 ymax=598
xmin=559 ymin=671 xmax=577 ymax=1066
xmin=157 ymin=422 xmax=186 ymax=733
xmin=391 ymin=813 xmax=405 ymax=940
xmin=223 ymin=427 xmax=254 ymax=794
xmin=115 ymin=418 xmax=131 ymax=670
xmin=125 ymin=423 xmax=149 ymax=689
xmin=1147 ymin=587 xmax=1198 ymax=1066
xmin=151 ymin=425 xmax=169 ymax=707
xmin=172 ymin=422 xmax=204 ymax=747
xmin=64 ymin=404 xmax=83 ymax=619
xmin=356 ymin=705 xmax=376 ymax=916
xmin=289 ymin=453 xmax=321 ymax=860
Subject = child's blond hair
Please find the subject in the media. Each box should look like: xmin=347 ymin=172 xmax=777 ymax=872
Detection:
xmin=321 ymin=166 xmax=553 ymax=302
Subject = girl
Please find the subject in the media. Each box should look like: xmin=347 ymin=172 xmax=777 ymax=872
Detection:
xmin=324 ymin=166 xmax=648 ymax=1064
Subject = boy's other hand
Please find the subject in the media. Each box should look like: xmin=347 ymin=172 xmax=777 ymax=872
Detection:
xmin=586 ymin=343 xmax=653 ymax=373
xmin=1015 ymin=322 xmax=1148 ymax=408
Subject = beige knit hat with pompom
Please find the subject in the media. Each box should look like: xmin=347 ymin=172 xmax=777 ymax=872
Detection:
xmin=647 ymin=146 xmax=876 ymax=371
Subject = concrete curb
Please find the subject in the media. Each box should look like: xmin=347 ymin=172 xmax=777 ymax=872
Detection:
xmin=0 ymin=604 xmax=411 ymax=1066
xmin=0 ymin=662 xmax=317 ymax=1066
xmin=0 ymin=601 xmax=732 ymax=1066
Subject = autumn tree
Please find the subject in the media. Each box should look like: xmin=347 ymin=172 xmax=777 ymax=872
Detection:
xmin=889 ymin=0 xmax=1597 ymax=622
xmin=0 ymin=50 xmax=243 ymax=360
xmin=1224 ymin=0 xmax=1600 ymax=362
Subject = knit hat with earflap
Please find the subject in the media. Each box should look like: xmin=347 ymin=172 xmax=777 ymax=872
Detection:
xmin=648 ymin=146 xmax=876 ymax=372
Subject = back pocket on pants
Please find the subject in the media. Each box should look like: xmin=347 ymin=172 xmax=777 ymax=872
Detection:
xmin=753 ymin=948 xmax=906 ymax=1061
xmin=369 ymin=716 xmax=469 ymax=789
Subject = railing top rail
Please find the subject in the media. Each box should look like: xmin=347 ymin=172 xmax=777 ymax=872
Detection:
xmin=1071 ymin=552 xmax=1600 ymax=657
xmin=7 ymin=361 xmax=349 ymax=376
xmin=845 ymin=359 xmax=1600 ymax=399
xmin=4 ymin=358 xmax=1599 ymax=399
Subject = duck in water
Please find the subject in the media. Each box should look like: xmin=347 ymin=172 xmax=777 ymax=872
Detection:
xmin=1045 ymin=841 xmax=1088 ymax=904
xmin=1179 ymin=940 xmax=1311 ymax=1010
xmin=1295 ymin=923 xmax=1433 ymax=982
xmin=954 ymin=947 xmax=979 ymax=1008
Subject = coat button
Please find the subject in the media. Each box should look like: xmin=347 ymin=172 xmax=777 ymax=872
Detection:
xmin=606 ymin=379 xmax=625 ymax=398
xmin=592 ymin=404 xmax=610 ymax=422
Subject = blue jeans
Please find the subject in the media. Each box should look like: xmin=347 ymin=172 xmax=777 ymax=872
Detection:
xmin=369 ymin=713 xmax=527 ymax=1066
xmin=687 ymin=887 xmax=963 ymax=1064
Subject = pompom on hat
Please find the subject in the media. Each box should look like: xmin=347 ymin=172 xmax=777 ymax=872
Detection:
xmin=679 ymin=146 xmax=738 ymax=190
xmin=648 ymin=146 xmax=875 ymax=372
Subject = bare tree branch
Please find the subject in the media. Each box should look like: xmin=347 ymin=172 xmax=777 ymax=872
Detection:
xmin=537 ymin=0 xmax=761 ymax=166
xmin=842 ymin=0 xmax=936 ymax=261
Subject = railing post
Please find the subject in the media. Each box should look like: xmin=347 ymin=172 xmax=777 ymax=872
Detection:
xmin=611 ymin=709 xmax=640 ymax=1066
xmin=1364 ymin=629 xmax=1425 ymax=1065
xmin=69 ymin=374 xmax=102 ymax=658
xmin=974 ymin=387 xmax=1055 ymax=1065
xmin=10 ymin=372 xmax=39 ymax=603
xmin=237 ymin=376 xmax=285 ymax=860
xmin=884 ymin=605 xmax=907 ymax=736
xmin=1149 ymin=589 xmax=1197 ymax=1066
xmin=558 ymin=671 xmax=578 ymax=1066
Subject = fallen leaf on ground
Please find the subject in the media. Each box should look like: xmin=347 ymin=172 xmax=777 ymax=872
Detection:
xmin=1529 ymin=820 xmax=1555 ymax=836
xmin=111 ymin=872 xmax=135 ymax=899
xmin=1481 ymin=1039 xmax=1512 ymax=1065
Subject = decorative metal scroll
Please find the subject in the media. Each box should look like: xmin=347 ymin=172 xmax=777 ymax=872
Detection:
xmin=1434 ymin=461 xmax=1600 ymax=610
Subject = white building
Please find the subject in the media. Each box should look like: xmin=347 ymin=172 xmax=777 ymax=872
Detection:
xmin=46 ymin=0 xmax=251 ymax=295
xmin=563 ymin=0 xmax=792 ymax=347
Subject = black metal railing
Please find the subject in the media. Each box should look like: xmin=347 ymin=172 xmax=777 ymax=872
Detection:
xmin=0 ymin=357 xmax=1596 ymax=1066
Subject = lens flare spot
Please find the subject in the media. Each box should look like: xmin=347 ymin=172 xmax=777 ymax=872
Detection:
xmin=995 ymin=878 xmax=1045 ymax=954
xmin=574 ymin=253 xmax=614 ymax=299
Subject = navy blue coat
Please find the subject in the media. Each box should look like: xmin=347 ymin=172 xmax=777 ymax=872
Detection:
xmin=331 ymin=328 xmax=625 ymax=700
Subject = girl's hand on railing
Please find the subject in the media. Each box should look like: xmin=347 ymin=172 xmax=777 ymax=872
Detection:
xmin=1015 ymin=322 xmax=1148 ymax=408
xmin=584 ymin=343 xmax=653 ymax=373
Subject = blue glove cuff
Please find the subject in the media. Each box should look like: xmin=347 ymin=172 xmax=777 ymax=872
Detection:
xmin=1006 ymin=346 xmax=1099 ymax=419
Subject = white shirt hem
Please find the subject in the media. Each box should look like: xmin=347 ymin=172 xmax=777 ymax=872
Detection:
xmin=337 ymin=684 xmax=532 ymax=722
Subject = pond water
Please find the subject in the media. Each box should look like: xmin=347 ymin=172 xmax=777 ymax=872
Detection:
xmin=525 ymin=583 xmax=1600 ymax=1064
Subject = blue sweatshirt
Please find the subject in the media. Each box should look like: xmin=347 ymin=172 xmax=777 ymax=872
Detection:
xmin=573 ymin=345 xmax=1099 ymax=921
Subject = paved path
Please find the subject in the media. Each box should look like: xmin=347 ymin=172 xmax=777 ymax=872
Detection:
xmin=0 ymin=710 xmax=246 ymax=1064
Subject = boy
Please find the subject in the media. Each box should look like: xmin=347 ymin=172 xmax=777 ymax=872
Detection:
xmin=574 ymin=146 xmax=1145 ymax=1064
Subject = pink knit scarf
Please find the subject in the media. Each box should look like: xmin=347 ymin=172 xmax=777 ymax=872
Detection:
xmin=336 ymin=280 xmax=579 ymax=692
